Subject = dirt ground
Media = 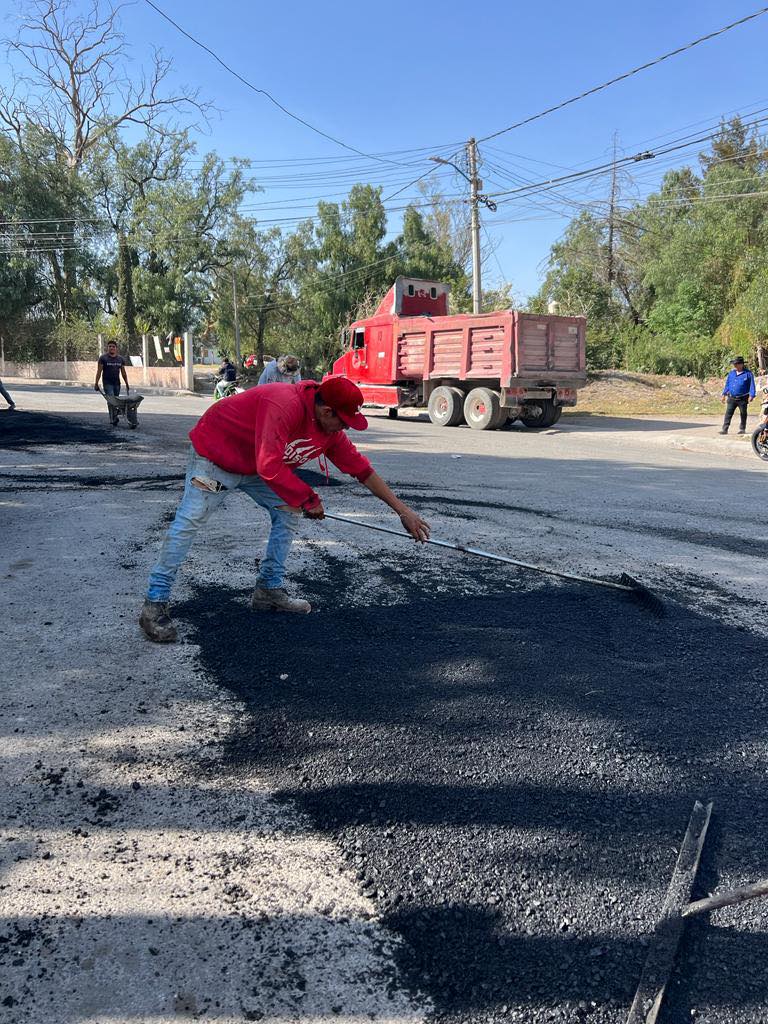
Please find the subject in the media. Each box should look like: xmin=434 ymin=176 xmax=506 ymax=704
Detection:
xmin=569 ymin=371 xmax=736 ymax=418
xmin=1 ymin=385 xmax=767 ymax=1024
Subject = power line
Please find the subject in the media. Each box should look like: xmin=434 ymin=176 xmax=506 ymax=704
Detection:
xmin=485 ymin=113 xmax=768 ymax=205
xmin=182 ymin=143 xmax=461 ymax=168
xmin=232 ymin=250 xmax=407 ymax=314
xmin=143 ymin=0 xmax=409 ymax=167
xmin=479 ymin=7 xmax=768 ymax=142
xmin=381 ymin=150 xmax=465 ymax=203
xmin=484 ymin=97 xmax=768 ymax=177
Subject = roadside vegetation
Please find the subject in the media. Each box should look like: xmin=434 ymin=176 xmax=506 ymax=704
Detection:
xmin=2 ymin=2 xmax=767 ymax=382
xmin=532 ymin=118 xmax=768 ymax=379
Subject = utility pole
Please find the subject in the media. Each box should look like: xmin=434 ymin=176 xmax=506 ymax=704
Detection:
xmin=607 ymin=132 xmax=618 ymax=288
xmin=467 ymin=138 xmax=482 ymax=313
xmin=430 ymin=140 xmax=495 ymax=315
xmin=231 ymin=269 xmax=242 ymax=366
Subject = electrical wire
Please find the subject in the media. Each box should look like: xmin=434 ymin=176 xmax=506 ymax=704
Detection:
xmin=486 ymin=113 xmax=768 ymax=205
xmin=143 ymin=0 xmax=414 ymax=167
xmin=479 ymin=7 xmax=768 ymax=142
xmin=229 ymin=250 xmax=408 ymax=313
xmin=381 ymin=149 xmax=465 ymax=203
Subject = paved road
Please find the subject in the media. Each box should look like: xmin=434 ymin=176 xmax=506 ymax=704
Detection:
xmin=1 ymin=385 xmax=766 ymax=1024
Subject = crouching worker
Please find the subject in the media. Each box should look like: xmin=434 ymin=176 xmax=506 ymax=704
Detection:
xmin=139 ymin=377 xmax=430 ymax=642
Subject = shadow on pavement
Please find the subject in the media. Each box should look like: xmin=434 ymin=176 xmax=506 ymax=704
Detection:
xmin=178 ymin=576 xmax=768 ymax=1023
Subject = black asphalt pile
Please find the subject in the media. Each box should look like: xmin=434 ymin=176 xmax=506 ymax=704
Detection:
xmin=180 ymin=568 xmax=768 ymax=1024
xmin=0 ymin=410 xmax=126 ymax=449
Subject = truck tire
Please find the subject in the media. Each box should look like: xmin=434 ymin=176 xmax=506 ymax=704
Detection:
xmin=428 ymin=386 xmax=465 ymax=427
xmin=520 ymin=399 xmax=558 ymax=429
xmin=464 ymin=387 xmax=503 ymax=430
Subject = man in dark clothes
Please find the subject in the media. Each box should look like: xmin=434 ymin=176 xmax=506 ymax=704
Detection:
xmin=719 ymin=356 xmax=756 ymax=435
xmin=95 ymin=341 xmax=130 ymax=425
xmin=214 ymin=357 xmax=238 ymax=399
xmin=218 ymin=357 xmax=237 ymax=382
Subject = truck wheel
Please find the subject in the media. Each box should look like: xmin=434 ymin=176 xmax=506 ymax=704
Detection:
xmin=428 ymin=386 xmax=465 ymax=427
xmin=388 ymin=407 xmax=399 ymax=419
xmin=520 ymin=399 xmax=557 ymax=429
xmin=464 ymin=387 xmax=502 ymax=430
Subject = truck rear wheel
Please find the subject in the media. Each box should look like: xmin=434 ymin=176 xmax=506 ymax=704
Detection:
xmin=464 ymin=388 xmax=503 ymax=430
xmin=520 ymin=399 xmax=559 ymax=429
xmin=428 ymin=386 xmax=465 ymax=427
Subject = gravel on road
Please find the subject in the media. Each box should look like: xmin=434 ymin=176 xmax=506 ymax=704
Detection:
xmin=180 ymin=552 xmax=768 ymax=1024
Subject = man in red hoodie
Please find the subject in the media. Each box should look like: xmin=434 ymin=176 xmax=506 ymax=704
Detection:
xmin=139 ymin=376 xmax=430 ymax=642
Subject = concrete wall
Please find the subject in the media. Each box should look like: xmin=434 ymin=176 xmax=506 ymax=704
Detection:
xmin=2 ymin=360 xmax=187 ymax=390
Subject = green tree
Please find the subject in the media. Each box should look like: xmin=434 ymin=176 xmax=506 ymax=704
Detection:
xmin=0 ymin=0 xmax=206 ymax=319
xmin=213 ymin=220 xmax=299 ymax=368
xmin=395 ymin=206 xmax=464 ymax=286
xmin=131 ymin=153 xmax=255 ymax=333
xmin=115 ymin=232 xmax=137 ymax=346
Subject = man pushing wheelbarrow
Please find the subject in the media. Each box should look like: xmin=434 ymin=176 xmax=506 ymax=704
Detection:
xmin=94 ymin=340 xmax=143 ymax=428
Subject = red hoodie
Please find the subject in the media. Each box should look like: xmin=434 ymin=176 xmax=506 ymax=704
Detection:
xmin=189 ymin=380 xmax=373 ymax=509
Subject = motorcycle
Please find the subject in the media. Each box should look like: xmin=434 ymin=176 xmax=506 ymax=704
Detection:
xmin=751 ymin=386 xmax=768 ymax=461
xmin=213 ymin=374 xmax=245 ymax=401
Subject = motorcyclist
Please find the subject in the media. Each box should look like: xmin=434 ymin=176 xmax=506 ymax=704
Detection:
xmin=214 ymin=357 xmax=238 ymax=400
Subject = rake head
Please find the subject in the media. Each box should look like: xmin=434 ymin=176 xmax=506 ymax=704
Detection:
xmin=619 ymin=573 xmax=665 ymax=617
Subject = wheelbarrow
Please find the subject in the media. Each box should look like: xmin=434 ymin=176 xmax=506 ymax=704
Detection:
xmin=100 ymin=388 xmax=144 ymax=429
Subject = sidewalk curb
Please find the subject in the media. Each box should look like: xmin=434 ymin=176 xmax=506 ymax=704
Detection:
xmin=665 ymin=434 xmax=755 ymax=459
xmin=2 ymin=376 xmax=203 ymax=398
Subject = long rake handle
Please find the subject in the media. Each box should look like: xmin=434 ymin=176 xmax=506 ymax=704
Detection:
xmin=323 ymin=512 xmax=634 ymax=594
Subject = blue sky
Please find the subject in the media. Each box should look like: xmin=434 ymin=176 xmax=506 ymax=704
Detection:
xmin=4 ymin=0 xmax=768 ymax=298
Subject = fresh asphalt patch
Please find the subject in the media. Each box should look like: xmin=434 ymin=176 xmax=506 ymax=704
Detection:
xmin=0 ymin=409 xmax=128 ymax=448
xmin=179 ymin=562 xmax=768 ymax=1024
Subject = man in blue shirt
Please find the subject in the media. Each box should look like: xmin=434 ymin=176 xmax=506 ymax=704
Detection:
xmin=720 ymin=356 xmax=756 ymax=435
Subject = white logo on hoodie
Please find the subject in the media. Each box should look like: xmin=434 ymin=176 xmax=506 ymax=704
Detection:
xmin=283 ymin=438 xmax=323 ymax=465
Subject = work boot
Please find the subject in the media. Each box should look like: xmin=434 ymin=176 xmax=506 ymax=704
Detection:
xmin=139 ymin=599 xmax=178 ymax=642
xmin=718 ymin=428 xmax=728 ymax=435
xmin=250 ymin=586 xmax=311 ymax=614
xmin=737 ymin=429 xmax=746 ymax=435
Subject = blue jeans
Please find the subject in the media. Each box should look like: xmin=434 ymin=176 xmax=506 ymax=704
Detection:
xmin=104 ymin=382 xmax=121 ymax=396
xmin=146 ymin=447 xmax=299 ymax=601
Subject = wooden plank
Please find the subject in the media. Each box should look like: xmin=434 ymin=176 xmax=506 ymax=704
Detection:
xmin=626 ymin=800 xmax=713 ymax=1024
xmin=682 ymin=877 xmax=768 ymax=918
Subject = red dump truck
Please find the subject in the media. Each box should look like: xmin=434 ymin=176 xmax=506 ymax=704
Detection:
xmin=330 ymin=276 xmax=587 ymax=430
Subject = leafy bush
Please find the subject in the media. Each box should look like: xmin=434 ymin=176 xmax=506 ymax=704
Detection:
xmin=588 ymin=323 xmax=732 ymax=377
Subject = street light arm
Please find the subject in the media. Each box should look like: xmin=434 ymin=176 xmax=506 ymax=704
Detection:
xmin=429 ymin=155 xmax=471 ymax=184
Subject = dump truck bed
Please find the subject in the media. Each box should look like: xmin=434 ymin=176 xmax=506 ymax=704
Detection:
xmin=394 ymin=311 xmax=586 ymax=387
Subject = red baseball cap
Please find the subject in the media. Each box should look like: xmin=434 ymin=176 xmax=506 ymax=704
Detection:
xmin=318 ymin=376 xmax=368 ymax=430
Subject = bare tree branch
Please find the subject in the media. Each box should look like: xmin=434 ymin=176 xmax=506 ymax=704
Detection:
xmin=1 ymin=0 xmax=211 ymax=168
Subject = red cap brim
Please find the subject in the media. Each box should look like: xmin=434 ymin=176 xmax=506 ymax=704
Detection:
xmin=337 ymin=409 xmax=368 ymax=431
